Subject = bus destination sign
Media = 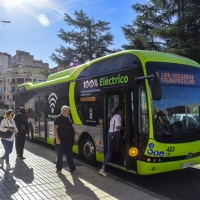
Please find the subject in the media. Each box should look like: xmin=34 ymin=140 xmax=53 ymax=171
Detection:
xmin=156 ymin=71 xmax=197 ymax=85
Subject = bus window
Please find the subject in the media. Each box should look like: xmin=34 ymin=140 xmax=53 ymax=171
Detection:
xmin=76 ymin=105 xmax=102 ymax=127
xmin=139 ymin=86 xmax=149 ymax=134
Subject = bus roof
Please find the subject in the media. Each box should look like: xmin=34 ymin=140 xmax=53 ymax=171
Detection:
xmin=17 ymin=50 xmax=200 ymax=91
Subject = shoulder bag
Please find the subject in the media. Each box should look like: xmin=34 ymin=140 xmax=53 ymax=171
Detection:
xmin=0 ymin=120 xmax=13 ymax=138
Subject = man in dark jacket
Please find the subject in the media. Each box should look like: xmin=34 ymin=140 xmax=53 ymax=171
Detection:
xmin=14 ymin=107 xmax=28 ymax=159
xmin=54 ymin=105 xmax=80 ymax=174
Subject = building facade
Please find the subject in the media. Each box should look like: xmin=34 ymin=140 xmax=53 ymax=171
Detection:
xmin=0 ymin=51 xmax=49 ymax=109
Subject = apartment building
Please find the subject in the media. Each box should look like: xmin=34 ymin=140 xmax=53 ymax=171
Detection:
xmin=0 ymin=51 xmax=49 ymax=109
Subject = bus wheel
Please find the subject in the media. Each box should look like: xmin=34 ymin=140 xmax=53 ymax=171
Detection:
xmin=80 ymin=136 xmax=96 ymax=164
xmin=28 ymin=124 xmax=34 ymax=142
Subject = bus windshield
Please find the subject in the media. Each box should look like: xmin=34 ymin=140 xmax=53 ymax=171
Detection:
xmin=146 ymin=62 xmax=200 ymax=143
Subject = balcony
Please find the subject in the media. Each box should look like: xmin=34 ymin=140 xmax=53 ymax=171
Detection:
xmin=9 ymin=81 xmax=16 ymax=85
xmin=11 ymin=72 xmax=32 ymax=77
xmin=9 ymin=90 xmax=16 ymax=94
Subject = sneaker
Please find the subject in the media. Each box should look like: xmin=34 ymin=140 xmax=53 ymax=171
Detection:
xmin=18 ymin=156 xmax=26 ymax=160
xmin=0 ymin=157 xmax=4 ymax=168
xmin=56 ymin=170 xmax=62 ymax=175
xmin=6 ymin=164 xmax=13 ymax=171
xmin=99 ymin=169 xmax=107 ymax=177
xmin=72 ymin=168 xmax=81 ymax=174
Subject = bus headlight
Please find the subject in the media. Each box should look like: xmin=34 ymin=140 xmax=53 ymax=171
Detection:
xmin=129 ymin=147 xmax=138 ymax=157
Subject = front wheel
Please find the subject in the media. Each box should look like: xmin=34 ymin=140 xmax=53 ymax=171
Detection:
xmin=80 ymin=136 xmax=96 ymax=164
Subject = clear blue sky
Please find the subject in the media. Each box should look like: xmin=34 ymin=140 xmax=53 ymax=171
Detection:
xmin=0 ymin=0 xmax=138 ymax=68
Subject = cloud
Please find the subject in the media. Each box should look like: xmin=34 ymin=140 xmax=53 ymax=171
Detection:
xmin=0 ymin=0 xmax=87 ymax=25
xmin=38 ymin=14 xmax=50 ymax=27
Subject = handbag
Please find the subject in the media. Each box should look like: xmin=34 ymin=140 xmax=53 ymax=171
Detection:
xmin=0 ymin=120 xmax=13 ymax=138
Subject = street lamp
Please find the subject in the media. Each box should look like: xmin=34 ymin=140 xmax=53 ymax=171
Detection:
xmin=0 ymin=21 xmax=11 ymax=23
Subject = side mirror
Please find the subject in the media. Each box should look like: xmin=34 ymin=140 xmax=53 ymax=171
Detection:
xmin=152 ymin=76 xmax=162 ymax=100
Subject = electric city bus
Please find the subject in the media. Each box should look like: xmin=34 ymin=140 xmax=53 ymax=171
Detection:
xmin=15 ymin=50 xmax=200 ymax=175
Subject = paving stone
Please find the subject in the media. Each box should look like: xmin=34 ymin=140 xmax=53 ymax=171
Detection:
xmin=0 ymin=141 xmax=160 ymax=200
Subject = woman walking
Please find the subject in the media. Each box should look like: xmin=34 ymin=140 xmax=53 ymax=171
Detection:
xmin=0 ymin=110 xmax=18 ymax=170
xmin=14 ymin=107 xmax=28 ymax=159
xmin=99 ymin=105 xmax=125 ymax=176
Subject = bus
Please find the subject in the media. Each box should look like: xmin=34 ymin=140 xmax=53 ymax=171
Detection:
xmin=15 ymin=50 xmax=200 ymax=175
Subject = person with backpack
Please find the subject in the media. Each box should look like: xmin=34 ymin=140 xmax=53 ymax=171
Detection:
xmin=14 ymin=107 xmax=28 ymax=159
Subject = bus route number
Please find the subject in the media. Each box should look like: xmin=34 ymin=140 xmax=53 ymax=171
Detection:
xmin=167 ymin=146 xmax=175 ymax=152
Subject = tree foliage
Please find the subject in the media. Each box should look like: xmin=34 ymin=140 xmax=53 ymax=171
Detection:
xmin=122 ymin=0 xmax=200 ymax=63
xmin=51 ymin=10 xmax=114 ymax=68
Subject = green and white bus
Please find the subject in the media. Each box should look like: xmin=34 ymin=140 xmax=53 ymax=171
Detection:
xmin=16 ymin=50 xmax=200 ymax=175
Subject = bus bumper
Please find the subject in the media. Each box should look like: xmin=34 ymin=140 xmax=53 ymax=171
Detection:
xmin=137 ymin=156 xmax=200 ymax=175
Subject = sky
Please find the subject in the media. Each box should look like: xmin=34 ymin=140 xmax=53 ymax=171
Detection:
xmin=0 ymin=0 xmax=139 ymax=68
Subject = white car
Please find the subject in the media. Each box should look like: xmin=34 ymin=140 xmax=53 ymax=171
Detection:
xmin=173 ymin=114 xmax=199 ymax=125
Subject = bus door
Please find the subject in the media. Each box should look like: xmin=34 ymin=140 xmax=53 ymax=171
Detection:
xmin=103 ymin=89 xmax=137 ymax=171
xmin=34 ymin=94 xmax=46 ymax=142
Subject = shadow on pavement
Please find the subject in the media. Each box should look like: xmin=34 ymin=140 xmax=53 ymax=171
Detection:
xmin=0 ymin=170 xmax=20 ymax=199
xmin=13 ymin=158 xmax=34 ymax=184
xmin=58 ymin=173 xmax=98 ymax=200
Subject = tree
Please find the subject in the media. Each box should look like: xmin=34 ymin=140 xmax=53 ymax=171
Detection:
xmin=51 ymin=10 xmax=114 ymax=68
xmin=40 ymin=70 xmax=50 ymax=78
xmin=122 ymin=0 xmax=200 ymax=63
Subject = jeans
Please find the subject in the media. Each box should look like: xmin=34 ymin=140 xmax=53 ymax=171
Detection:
xmin=15 ymin=133 xmax=26 ymax=157
xmin=56 ymin=143 xmax=76 ymax=173
xmin=102 ymin=131 xmax=121 ymax=167
xmin=1 ymin=139 xmax=14 ymax=164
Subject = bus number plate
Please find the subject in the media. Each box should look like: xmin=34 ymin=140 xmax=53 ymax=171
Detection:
xmin=181 ymin=161 xmax=195 ymax=169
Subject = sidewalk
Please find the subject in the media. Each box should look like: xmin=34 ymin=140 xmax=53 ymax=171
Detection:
xmin=0 ymin=141 xmax=161 ymax=200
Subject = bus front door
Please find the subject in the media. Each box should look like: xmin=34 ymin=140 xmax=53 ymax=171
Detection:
xmin=103 ymin=89 xmax=137 ymax=172
xmin=34 ymin=94 xmax=46 ymax=142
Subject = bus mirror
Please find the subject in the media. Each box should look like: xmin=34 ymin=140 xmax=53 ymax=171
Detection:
xmin=152 ymin=76 xmax=162 ymax=100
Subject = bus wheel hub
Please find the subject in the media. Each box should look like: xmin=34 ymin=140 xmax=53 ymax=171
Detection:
xmin=83 ymin=141 xmax=94 ymax=158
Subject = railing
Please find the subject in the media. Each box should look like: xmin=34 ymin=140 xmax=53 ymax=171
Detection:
xmin=11 ymin=72 xmax=32 ymax=77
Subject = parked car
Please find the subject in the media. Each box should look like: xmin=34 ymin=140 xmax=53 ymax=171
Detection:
xmin=173 ymin=114 xmax=199 ymax=126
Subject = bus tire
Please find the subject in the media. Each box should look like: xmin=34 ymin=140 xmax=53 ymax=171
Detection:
xmin=28 ymin=124 xmax=34 ymax=142
xmin=80 ymin=135 xmax=96 ymax=164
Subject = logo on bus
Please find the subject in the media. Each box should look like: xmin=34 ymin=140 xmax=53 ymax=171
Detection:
xmin=48 ymin=93 xmax=58 ymax=113
xmin=83 ymin=79 xmax=98 ymax=88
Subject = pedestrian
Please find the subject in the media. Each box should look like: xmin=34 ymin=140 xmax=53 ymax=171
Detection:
xmin=14 ymin=107 xmax=28 ymax=159
xmin=99 ymin=105 xmax=125 ymax=176
xmin=54 ymin=105 xmax=80 ymax=174
xmin=0 ymin=106 xmax=5 ymax=122
xmin=0 ymin=110 xmax=18 ymax=170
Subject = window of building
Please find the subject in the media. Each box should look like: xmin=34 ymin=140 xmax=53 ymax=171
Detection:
xmin=33 ymin=79 xmax=37 ymax=82
xmin=7 ymin=79 xmax=10 ymax=83
xmin=7 ymin=87 xmax=10 ymax=91
xmin=4 ymin=87 xmax=5 ymax=91
xmin=0 ymin=96 xmax=2 ymax=100
xmin=0 ymin=87 xmax=2 ymax=91
xmin=7 ymin=95 xmax=9 ymax=100
xmin=0 ymin=80 xmax=3 ymax=84
xmin=38 ymin=80 xmax=43 ymax=82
